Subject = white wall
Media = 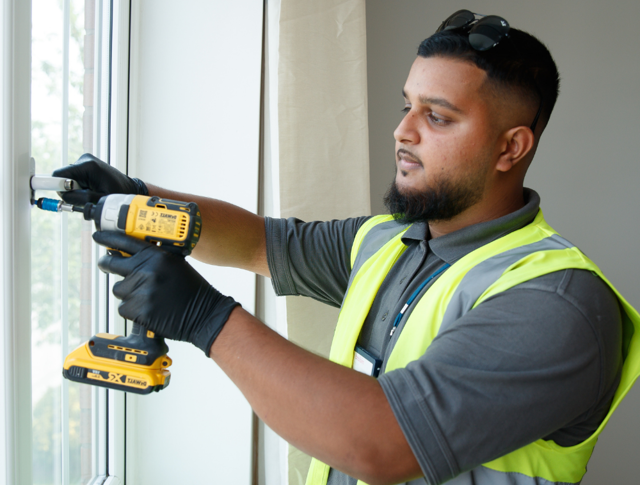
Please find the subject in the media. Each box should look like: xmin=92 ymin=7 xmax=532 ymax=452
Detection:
xmin=126 ymin=1 xmax=263 ymax=483
xmin=366 ymin=1 xmax=640 ymax=483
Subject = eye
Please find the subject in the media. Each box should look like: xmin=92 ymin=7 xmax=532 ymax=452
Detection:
xmin=428 ymin=112 xmax=450 ymax=126
xmin=401 ymin=103 xmax=411 ymax=114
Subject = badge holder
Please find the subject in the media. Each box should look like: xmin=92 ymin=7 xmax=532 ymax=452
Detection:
xmin=353 ymin=345 xmax=383 ymax=377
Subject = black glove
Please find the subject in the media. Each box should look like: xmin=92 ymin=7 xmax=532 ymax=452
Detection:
xmin=93 ymin=231 xmax=240 ymax=356
xmin=52 ymin=153 xmax=148 ymax=205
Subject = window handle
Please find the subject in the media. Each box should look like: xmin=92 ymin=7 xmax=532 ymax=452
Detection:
xmin=29 ymin=157 xmax=78 ymax=204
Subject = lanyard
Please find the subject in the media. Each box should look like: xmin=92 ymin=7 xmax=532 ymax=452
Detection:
xmin=389 ymin=263 xmax=451 ymax=337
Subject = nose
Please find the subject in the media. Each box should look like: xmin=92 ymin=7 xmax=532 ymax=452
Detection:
xmin=394 ymin=110 xmax=419 ymax=145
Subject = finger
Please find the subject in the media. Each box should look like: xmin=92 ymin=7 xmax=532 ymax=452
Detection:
xmin=52 ymin=155 xmax=99 ymax=188
xmin=117 ymin=299 xmax=140 ymax=323
xmin=98 ymin=252 xmax=136 ymax=277
xmin=93 ymin=231 xmax=152 ymax=255
xmin=111 ymin=271 xmax=144 ymax=300
xmin=110 ymin=279 xmax=130 ymax=301
xmin=52 ymin=165 xmax=81 ymax=181
xmin=97 ymin=243 xmax=157 ymax=276
xmin=52 ymin=153 xmax=109 ymax=187
xmin=97 ymin=237 xmax=158 ymax=276
xmin=76 ymin=152 xmax=103 ymax=164
xmin=111 ymin=280 xmax=123 ymax=300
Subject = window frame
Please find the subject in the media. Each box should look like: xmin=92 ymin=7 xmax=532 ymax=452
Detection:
xmin=1 ymin=0 xmax=33 ymax=483
xmin=1 ymin=0 xmax=132 ymax=483
xmin=102 ymin=0 xmax=132 ymax=481
xmin=89 ymin=0 xmax=131 ymax=483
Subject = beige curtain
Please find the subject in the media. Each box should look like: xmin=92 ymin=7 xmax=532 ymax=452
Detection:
xmin=262 ymin=0 xmax=370 ymax=483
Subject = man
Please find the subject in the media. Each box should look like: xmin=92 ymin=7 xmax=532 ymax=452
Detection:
xmin=54 ymin=11 xmax=640 ymax=485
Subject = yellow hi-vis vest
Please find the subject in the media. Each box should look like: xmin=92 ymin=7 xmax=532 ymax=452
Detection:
xmin=306 ymin=210 xmax=640 ymax=485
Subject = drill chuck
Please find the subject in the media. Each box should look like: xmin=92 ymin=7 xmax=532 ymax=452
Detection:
xmin=37 ymin=197 xmax=64 ymax=212
xmin=82 ymin=200 xmax=104 ymax=229
xmin=36 ymin=197 xmax=84 ymax=213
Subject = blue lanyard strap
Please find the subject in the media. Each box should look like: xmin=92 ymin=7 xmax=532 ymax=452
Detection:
xmin=389 ymin=263 xmax=451 ymax=337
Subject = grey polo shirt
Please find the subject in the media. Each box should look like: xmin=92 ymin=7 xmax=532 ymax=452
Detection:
xmin=265 ymin=189 xmax=622 ymax=485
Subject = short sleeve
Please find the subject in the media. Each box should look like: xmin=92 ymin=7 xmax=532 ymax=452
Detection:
xmin=265 ymin=216 xmax=371 ymax=307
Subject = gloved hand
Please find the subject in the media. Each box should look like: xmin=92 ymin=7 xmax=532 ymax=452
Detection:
xmin=52 ymin=153 xmax=148 ymax=205
xmin=93 ymin=231 xmax=241 ymax=356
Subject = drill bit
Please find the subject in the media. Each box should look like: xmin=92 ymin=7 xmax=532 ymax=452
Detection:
xmin=36 ymin=197 xmax=84 ymax=213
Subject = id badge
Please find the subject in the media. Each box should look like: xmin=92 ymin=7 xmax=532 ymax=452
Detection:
xmin=353 ymin=345 xmax=382 ymax=377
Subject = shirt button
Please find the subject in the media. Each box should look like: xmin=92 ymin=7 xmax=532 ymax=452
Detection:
xmin=381 ymin=311 xmax=388 ymax=321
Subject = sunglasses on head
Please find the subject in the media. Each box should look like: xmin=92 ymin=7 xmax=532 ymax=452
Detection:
xmin=436 ymin=10 xmax=543 ymax=133
xmin=437 ymin=10 xmax=510 ymax=51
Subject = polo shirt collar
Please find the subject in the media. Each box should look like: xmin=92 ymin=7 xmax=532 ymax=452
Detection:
xmin=400 ymin=188 xmax=541 ymax=265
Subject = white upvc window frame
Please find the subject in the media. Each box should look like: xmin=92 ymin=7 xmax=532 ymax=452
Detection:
xmin=1 ymin=0 xmax=131 ymax=483
xmin=1 ymin=0 xmax=34 ymax=483
xmin=101 ymin=0 xmax=132 ymax=480
xmin=90 ymin=1 xmax=131 ymax=483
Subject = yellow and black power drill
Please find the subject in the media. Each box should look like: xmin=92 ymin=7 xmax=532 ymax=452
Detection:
xmin=37 ymin=194 xmax=202 ymax=394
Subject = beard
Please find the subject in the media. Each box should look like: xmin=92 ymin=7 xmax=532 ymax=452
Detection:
xmin=383 ymin=170 xmax=485 ymax=225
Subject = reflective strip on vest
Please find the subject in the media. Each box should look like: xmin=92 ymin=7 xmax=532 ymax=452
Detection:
xmin=444 ymin=466 xmax=576 ymax=485
xmin=306 ymin=210 xmax=640 ymax=485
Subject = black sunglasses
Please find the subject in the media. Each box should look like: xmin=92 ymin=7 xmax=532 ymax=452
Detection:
xmin=436 ymin=10 xmax=543 ymax=133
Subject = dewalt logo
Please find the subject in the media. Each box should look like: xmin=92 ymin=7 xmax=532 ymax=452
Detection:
xmin=126 ymin=377 xmax=148 ymax=388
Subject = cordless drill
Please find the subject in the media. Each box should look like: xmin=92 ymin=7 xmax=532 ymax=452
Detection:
xmin=38 ymin=194 xmax=202 ymax=394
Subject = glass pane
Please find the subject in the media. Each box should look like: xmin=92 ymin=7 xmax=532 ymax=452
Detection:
xmin=31 ymin=0 xmax=97 ymax=483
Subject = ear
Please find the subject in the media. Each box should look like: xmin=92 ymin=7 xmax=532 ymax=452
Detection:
xmin=495 ymin=126 xmax=535 ymax=173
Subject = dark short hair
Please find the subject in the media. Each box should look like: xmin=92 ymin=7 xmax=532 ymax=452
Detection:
xmin=418 ymin=28 xmax=560 ymax=131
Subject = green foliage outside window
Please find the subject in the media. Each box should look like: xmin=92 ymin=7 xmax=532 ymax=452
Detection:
xmin=32 ymin=0 xmax=94 ymax=483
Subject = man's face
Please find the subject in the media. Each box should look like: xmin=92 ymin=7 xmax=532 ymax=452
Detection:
xmin=388 ymin=56 xmax=499 ymax=223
